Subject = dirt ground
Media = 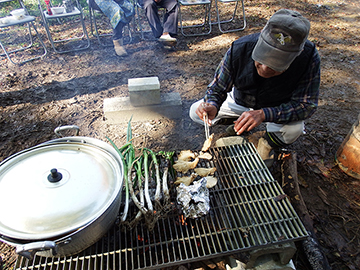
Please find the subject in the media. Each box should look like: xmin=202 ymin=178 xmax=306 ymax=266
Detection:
xmin=1 ymin=0 xmax=360 ymax=269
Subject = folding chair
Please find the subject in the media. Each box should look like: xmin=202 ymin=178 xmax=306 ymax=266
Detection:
xmin=88 ymin=0 xmax=132 ymax=47
xmin=37 ymin=0 xmax=90 ymax=53
xmin=214 ymin=0 xmax=246 ymax=33
xmin=0 ymin=0 xmax=47 ymax=64
xmin=178 ymin=0 xmax=211 ymax=36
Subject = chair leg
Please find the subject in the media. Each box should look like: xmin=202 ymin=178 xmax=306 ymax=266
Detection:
xmin=124 ymin=23 xmax=132 ymax=44
xmin=215 ymin=0 xmax=246 ymax=33
xmin=136 ymin=4 xmax=154 ymax=40
xmin=0 ymin=21 xmax=47 ymax=65
xmin=89 ymin=6 xmax=113 ymax=47
xmin=135 ymin=4 xmax=145 ymax=40
xmin=89 ymin=7 xmax=96 ymax=37
xmin=179 ymin=1 xmax=212 ymax=37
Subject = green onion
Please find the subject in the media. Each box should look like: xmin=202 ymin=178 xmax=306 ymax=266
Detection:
xmin=146 ymin=148 xmax=161 ymax=208
xmin=160 ymin=151 xmax=174 ymax=203
xmin=143 ymin=149 xmax=153 ymax=212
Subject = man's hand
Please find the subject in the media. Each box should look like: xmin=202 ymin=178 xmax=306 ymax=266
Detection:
xmin=233 ymin=110 xmax=265 ymax=135
xmin=195 ymin=102 xmax=218 ymax=126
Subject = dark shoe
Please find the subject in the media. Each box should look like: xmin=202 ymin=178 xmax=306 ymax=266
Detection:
xmin=225 ymin=124 xmax=237 ymax=136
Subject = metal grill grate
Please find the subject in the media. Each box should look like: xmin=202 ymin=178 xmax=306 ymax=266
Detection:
xmin=14 ymin=143 xmax=308 ymax=270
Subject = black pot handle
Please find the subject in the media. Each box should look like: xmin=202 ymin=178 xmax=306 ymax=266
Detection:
xmin=54 ymin=125 xmax=80 ymax=138
xmin=16 ymin=241 xmax=58 ymax=260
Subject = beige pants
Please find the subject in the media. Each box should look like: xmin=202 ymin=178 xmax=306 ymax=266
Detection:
xmin=189 ymin=92 xmax=304 ymax=145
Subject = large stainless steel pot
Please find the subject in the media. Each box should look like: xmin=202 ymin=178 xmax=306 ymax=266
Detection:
xmin=0 ymin=126 xmax=124 ymax=259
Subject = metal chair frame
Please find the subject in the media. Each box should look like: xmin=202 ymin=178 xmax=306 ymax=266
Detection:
xmin=37 ymin=0 xmax=90 ymax=53
xmin=88 ymin=0 xmax=132 ymax=47
xmin=0 ymin=0 xmax=47 ymax=64
xmin=178 ymin=0 xmax=211 ymax=37
xmin=134 ymin=1 xmax=147 ymax=40
xmin=214 ymin=0 xmax=246 ymax=33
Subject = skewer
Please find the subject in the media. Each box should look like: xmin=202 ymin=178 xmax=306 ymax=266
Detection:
xmin=204 ymin=112 xmax=210 ymax=140
xmin=201 ymin=102 xmax=211 ymax=140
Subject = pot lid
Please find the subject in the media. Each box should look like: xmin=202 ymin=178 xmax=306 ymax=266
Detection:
xmin=0 ymin=138 xmax=123 ymax=240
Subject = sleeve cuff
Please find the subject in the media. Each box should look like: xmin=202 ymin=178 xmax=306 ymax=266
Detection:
xmin=262 ymin=108 xmax=275 ymax=122
xmin=204 ymin=98 xmax=220 ymax=112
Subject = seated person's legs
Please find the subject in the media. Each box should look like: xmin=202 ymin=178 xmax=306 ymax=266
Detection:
xmin=161 ymin=0 xmax=178 ymax=37
xmin=143 ymin=0 xmax=163 ymax=38
xmin=143 ymin=0 xmax=178 ymax=46
xmin=112 ymin=21 xmax=128 ymax=56
xmin=113 ymin=21 xmax=126 ymax=40
xmin=94 ymin=0 xmax=134 ymax=56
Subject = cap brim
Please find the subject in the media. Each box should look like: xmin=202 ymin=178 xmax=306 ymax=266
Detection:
xmin=252 ymin=35 xmax=301 ymax=72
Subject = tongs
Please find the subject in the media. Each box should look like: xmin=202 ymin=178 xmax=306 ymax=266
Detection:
xmin=203 ymin=112 xmax=210 ymax=140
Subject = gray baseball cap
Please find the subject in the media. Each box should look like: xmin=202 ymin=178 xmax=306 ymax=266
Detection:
xmin=252 ymin=9 xmax=311 ymax=72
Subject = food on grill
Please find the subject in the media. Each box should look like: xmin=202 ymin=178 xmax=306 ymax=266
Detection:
xmin=194 ymin=167 xmax=216 ymax=177
xmin=177 ymin=150 xmax=212 ymax=161
xmin=173 ymin=157 xmax=199 ymax=173
xmin=176 ymin=177 xmax=210 ymax=219
xmin=177 ymin=150 xmax=196 ymax=161
xmin=198 ymin=152 xmax=212 ymax=160
xmin=174 ymin=173 xmax=197 ymax=186
xmin=205 ymin=176 xmax=218 ymax=188
xmin=201 ymin=133 xmax=214 ymax=152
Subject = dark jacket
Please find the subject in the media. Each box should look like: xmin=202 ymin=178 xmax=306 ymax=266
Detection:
xmin=230 ymin=33 xmax=316 ymax=109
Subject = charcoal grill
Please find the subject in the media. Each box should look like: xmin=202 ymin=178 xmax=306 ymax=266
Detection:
xmin=14 ymin=143 xmax=308 ymax=270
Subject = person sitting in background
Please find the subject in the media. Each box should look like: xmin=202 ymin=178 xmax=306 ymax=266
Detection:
xmin=189 ymin=9 xmax=321 ymax=166
xmin=89 ymin=0 xmax=134 ymax=56
xmin=141 ymin=0 xmax=178 ymax=47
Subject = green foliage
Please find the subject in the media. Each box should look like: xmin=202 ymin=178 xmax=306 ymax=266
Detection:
xmin=0 ymin=1 xmax=19 ymax=17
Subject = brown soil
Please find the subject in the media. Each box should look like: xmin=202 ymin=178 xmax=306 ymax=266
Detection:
xmin=1 ymin=0 xmax=360 ymax=269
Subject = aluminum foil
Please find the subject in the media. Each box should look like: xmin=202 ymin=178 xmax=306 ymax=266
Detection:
xmin=176 ymin=177 xmax=210 ymax=219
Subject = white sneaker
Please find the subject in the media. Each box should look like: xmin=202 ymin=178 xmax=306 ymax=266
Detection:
xmin=158 ymin=34 xmax=177 ymax=47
